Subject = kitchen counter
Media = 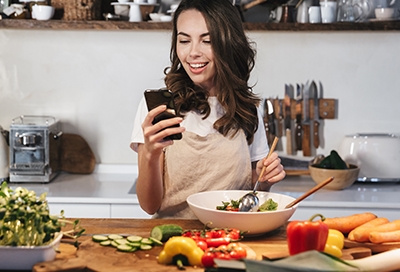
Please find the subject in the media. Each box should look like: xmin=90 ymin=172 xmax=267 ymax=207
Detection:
xmin=9 ymin=164 xmax=400 ymax=220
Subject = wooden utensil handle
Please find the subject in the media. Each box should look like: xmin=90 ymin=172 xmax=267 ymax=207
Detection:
xmin=285 ymin=177 xmax=334 ymax=208
xmin=313 ymin=120 xmax=320 ymax=148
xmin=302 ymin=124 xmax=311 ymax=156
xmin=286 ymin=129 xmax=292 ymax=155
xmin=295 ymin=120 xmax=302 ymax=150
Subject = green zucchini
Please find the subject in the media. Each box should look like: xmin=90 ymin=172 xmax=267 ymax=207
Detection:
xmin=150 ymin=224 xmax=183 ymax=242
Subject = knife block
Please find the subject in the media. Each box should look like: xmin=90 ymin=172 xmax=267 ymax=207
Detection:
xmin=272 ymin=98 xmax=337 ymax=120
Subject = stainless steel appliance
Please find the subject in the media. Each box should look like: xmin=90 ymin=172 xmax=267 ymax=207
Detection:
xmin=9 ymin=115 xmax=62 ymax=183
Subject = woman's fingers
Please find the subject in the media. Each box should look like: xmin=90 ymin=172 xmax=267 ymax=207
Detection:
xmin=259 ymin=152 xmax=286 ymax=183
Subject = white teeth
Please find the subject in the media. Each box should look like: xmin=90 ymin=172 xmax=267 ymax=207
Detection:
xmin=190 ymin=63 xmax=206 ymax=68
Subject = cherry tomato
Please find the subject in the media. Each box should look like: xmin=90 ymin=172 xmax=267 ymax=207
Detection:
xmin=227 ymin=229 xmax=241 ymax=240
xmin=201 ymin=251 xmax=216 ymax=267
xmin=215 ymin=251 xmax=231 ymax=260
xmin=233 ymin=246 xmax=247 ymax=258
xmin=196 ymin=240 xmax=208 ymax=251
xmin=206 ymin=237 xmax=231 ymax=248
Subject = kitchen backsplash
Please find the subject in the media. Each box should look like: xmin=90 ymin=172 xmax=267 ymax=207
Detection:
xmin=0 ymin=29 xmax=399 ymax=164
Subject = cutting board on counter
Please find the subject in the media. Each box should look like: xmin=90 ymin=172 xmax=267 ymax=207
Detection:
xmin=33 ymin=238 xmax=202 ymax=272
xmin=60 ymin=134 xmax=96 ymax=174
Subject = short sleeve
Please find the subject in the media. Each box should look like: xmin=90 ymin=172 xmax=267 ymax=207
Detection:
xmin=248 ymin=105 xmax=269 ymax=162
xmin=130 ymin=97 xmax=148 ymax=152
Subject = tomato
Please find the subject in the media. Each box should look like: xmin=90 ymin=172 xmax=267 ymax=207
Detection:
xmin=206 ymin=237 xmax=231 ymax=248
xmin=196 ymin=240 xmax=208 ymax=251
xmin=233 ymin=246 xmax=247 ymax=258
xmin=201 ymin=251 xmax=216 ymax=267
xmin=226 ymin=229 xmax=241 ymax=240
xmin=215 ymin=251 xmax=231 ymax=260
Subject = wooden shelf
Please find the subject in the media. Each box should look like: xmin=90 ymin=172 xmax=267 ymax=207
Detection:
xmin=1 ymin=19 xmax=400 ymax=31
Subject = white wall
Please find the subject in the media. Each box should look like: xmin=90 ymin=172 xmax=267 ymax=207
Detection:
xmin=0 ymin=29 xmax=399 ymax=164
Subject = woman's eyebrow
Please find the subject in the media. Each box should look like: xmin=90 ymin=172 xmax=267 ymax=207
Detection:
xmin=177 ymin=32 xmax=210 ymax=38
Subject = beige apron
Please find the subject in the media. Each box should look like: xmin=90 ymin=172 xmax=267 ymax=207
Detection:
xmin=153 ymin=130 xmax=252 ymax=219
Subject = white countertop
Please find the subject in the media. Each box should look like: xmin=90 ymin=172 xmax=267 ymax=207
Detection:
xmin=8 ymin=164 xmax=400 ymax=210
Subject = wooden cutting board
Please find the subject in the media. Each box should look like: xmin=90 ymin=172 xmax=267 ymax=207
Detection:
xmin=59 ymin=134 xmax=96 ymax=174
xmin=33 ymin=239 xmax=256 ymax=272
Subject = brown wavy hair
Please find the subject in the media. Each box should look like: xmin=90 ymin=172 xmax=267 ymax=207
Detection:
xmin=164 ymin=0 xmax=261 ymax=145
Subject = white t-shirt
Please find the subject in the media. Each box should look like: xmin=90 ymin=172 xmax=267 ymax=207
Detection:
xmin=130 ymin=96 xmax=269 ymax=162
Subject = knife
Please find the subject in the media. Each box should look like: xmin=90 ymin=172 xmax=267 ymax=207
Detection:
xmin=263 ymin=98 xmax=275 ymax=145
xmin=295 ymin=84 xmax=303 ymax=151
xmin=313 ymin=81 xmax=321 ymax=148
xmin=302 ymin=81 xmax=311 ymax=157
xmin=277 ymin=96 xmax=284 ymax=138
xmin=284 ymin=84 xmax=294 ymax=155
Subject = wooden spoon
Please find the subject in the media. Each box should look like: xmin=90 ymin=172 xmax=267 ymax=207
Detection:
xmin=285 ymin=176 xmax=334 ymax=209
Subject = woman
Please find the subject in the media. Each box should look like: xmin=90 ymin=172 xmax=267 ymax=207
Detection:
xmin=130 ymin=0 xmax=285 ymax=218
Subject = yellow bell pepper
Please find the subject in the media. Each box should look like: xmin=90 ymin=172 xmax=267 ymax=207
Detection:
xmin=158 ymin=236 xmax=204 ymax=269
xmin=324 ymin=229 xmax=344 ymax=258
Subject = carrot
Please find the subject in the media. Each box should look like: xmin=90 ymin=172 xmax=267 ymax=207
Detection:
xmin=323 ymin=212 xmax=377 ymax=234
xmin=370 ymin=230 xmax=400 ymax=244
xmin=348 ymin=217 xmax=390 ymax=241
xmin=353 ymin=220 xmax=400 ymax=243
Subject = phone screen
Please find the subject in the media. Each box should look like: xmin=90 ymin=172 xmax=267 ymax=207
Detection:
xmin=144 ymin=89 xmax=182 ymax=140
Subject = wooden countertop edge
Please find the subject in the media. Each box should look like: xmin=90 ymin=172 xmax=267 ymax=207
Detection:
xmin=1 ymin=19 xmax=400 ymax=31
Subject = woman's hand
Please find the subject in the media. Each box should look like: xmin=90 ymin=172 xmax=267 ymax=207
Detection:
xmin=141 ymin=105 xmax=185 ymax=158
xmin=256 ymin=151 xmax=286 ymax=185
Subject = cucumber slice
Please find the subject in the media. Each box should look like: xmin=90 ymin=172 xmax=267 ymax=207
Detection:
xmin=150 ymin=224 xmax=183 ymax=242
xmin=117 ymin=244 xmax=135 ymax=252
xmin=100 ymin=240 xmax=111 ymax=246
xmin=115 ymin=238 xmax=128 ymax=245
xmin=127 ymin=242 xmax=141 ymax=248
xmin=141 ymin=238 xmax=153 ymax=245
xmin=148 ymin=237 xmax=163 ymax=246
xmin=108 ymin=234 xmax=124 ymax=240
xmin=140 ymin=244 xmax=152 ymax=251
xmin=92 ymin=235 xmax=109 ymax=242
xmin=111 ymin=240 xmax=119 ymax=248
xmin=127 ymin=235 xmax=142 ymax=243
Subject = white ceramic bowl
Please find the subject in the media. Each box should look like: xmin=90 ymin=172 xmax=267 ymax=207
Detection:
xmin=32 ymin=5 xmax=55 ymax=20
xmin=187 ymin=190 xmax=298 ymax=236
xmin=160 ymin=15 xmax=172 ymax=22
xmin=149 ymin=12 xmax=162 ymax=21
xmin=0 ymin=233 xmax=62 ymax=270
xmin=375 ymin=7 xmax=394 ymax=19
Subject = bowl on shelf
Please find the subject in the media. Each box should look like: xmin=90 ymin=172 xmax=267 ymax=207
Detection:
xmin=309 ymin=164 xmax=360 ymax=190
xmin=32 ymin=5 xmax=55 ymax=20
xmin=186 ymin=190 xmax=298 ymax=236
xmin=374 ymin=7 xmax=394 ymax=20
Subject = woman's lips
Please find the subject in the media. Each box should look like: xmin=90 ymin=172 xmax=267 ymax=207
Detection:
xmin=188 ymin=62 xmax=207 ymax=74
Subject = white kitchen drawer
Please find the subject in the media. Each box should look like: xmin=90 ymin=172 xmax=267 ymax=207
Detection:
xmin=111 ymin=204 xmax=151 ymax=219
xmin=49 ymin=203 xmax=111 ymax=218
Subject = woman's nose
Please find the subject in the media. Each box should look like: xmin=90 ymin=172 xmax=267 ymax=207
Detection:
xmin=189 ymin=42 xmax=202 ymax=57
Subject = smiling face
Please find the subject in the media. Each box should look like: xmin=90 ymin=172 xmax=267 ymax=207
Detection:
xmin=176 ymin=9 xmax=216 ymax=95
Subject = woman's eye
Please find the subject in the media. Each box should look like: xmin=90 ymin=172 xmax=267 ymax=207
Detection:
xmin=203 ymin=40 xmax=211 ymax=44
xmin=179 ymin=40 xmax=190 ymax=44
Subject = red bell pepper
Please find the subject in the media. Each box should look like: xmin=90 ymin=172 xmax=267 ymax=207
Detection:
xmin=286 ymin=214 xmax=329 ymax=255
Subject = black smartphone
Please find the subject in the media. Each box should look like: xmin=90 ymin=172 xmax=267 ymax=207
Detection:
xmin=144 ymin=88 xmax=182 ymax=141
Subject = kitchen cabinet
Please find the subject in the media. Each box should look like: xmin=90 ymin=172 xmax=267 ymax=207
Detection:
xmin=1 ymin=20 xmax=400 ymax=31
